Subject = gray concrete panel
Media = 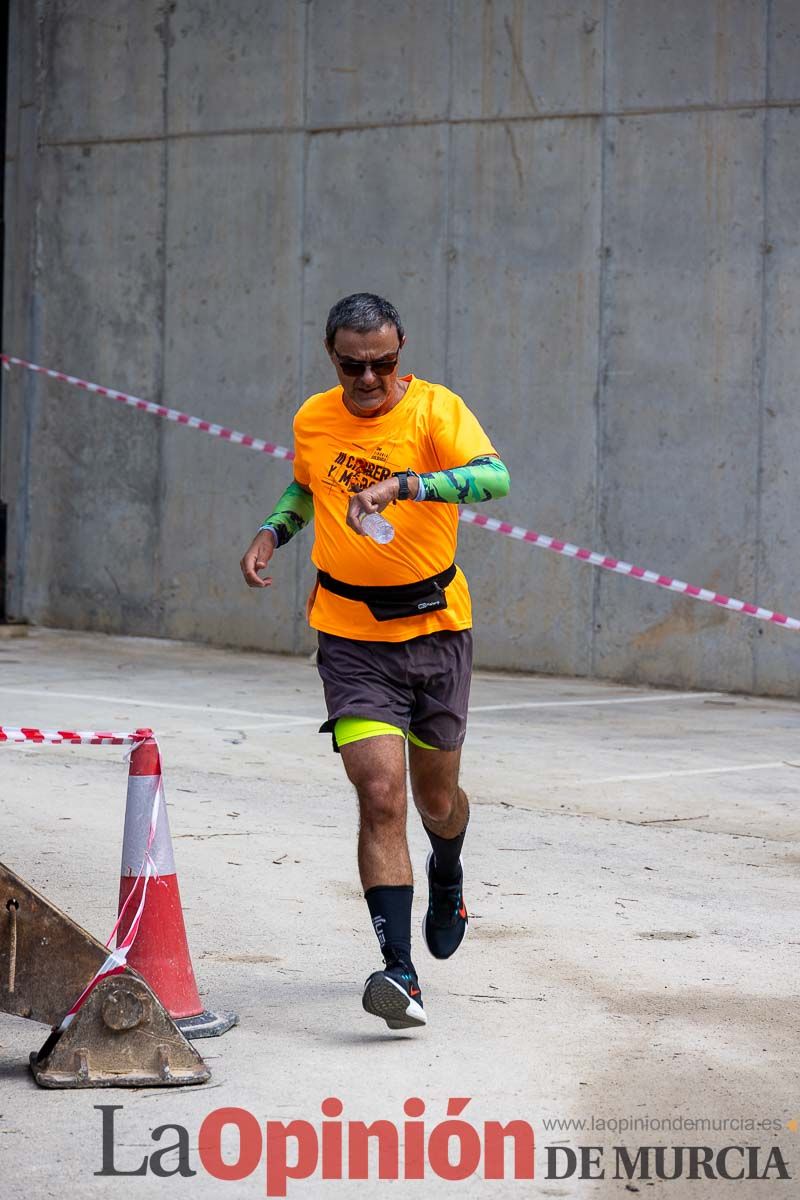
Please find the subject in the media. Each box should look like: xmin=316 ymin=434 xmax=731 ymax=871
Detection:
xmin=297 ymin=124 xmax=451 ymax=657
xmin=2 ymin=129 xmax=35 ymax=619
xmin=3 ymin=4 xmax=40 ymax=620
xmin=6 ymin=0 xmax=34 ymax=149
xmin=769 ymin=0 xmax=800 ymax=100
xmin=159 ymin=133 xmax=305 ymax=653
xmin=168 ymin=0 xmax=305 ymax=134
xmin=607 ymin=0 xmax=766 ymax=110
xmin=451 ymin=0 xmax=604 ymax=119
xmin=593 ymin=111 xmax=764 ymax=689
xmin=301 ymin=124 xmax=450 ymax=390
xmin=39 ymin=0 xmax=165 ymax=143
xmin=24 ymin=144 xmax=164 ymax=633
xmin=448 ymin=118 xmax=602 ymax=674
xmin=306 ymin=0 xmax=451 ymax=126
xmin=754 ymin=108 xmax=800 ymax=693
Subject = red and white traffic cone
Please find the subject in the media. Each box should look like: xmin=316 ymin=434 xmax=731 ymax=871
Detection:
xmin=116 ymin=729 xmax=237 ymax=1039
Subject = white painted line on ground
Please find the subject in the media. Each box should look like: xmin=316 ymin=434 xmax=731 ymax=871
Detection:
xmin=574 ymin=761 xmax=799 ymax=785
xmin=0 ymin=685 xmax=726 ymax=729
xmin=0 ymin=686 xmax=319 ymax=724
xmin=469 ymin=691 xmax=722 ymax=713
xmin=216 ymin=722 xmax=319 ymax=732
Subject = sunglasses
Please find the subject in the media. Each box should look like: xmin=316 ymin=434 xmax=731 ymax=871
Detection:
xmin=332 ymin=346 xmax=401 ymax=377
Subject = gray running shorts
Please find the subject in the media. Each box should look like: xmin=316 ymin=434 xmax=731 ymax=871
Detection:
xmin=316 ymin=629 xmax=473 ymax=753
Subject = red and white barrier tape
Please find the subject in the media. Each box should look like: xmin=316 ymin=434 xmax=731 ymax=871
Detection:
xmin=459 ymin=511 xmax=800 ymax=631
xmin=0 ymin=723 xmax=162 ymax=1029
xmin=5 ymin=352 xmax=799 ymax=632
xmin=1 ymin=353 xmax=293 ymax=460
xmin=0 ymin=726 xmax=139 ymax=744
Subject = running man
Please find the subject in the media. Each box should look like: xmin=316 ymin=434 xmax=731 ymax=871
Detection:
xmin=240 ymin=293 xmax=510 ymax=1030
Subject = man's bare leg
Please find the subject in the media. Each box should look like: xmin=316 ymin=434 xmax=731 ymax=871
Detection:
xmin=408 ymin=744 xmax=468 ymax=840
xmin=409 ymin=743 xmax=470 ymax=960
xmin=340 ymin=734 xmax=426 ymax=1028
xmin=339 ymin=734 xmax=410 ymax=889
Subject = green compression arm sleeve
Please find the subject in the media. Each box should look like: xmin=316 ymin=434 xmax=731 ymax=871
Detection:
xmin=258 ymin=480 xmax=314 ymax=547
xmin=417 ymin=456 xmax=510 ymax=504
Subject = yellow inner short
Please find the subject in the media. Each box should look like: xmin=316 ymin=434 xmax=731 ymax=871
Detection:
xmin=334 ymin=716 xmax=436 ymax=751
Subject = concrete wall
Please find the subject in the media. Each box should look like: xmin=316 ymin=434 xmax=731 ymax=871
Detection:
xmin=4 ymin=1 xmax=800 ymax=695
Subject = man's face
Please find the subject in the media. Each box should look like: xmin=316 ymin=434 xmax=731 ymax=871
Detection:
xmin=327 ymin=324 xmax=405 ymax=418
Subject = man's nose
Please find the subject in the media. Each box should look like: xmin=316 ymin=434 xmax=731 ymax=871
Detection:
xmin=361 ymin=364 xmax=378 ymax=384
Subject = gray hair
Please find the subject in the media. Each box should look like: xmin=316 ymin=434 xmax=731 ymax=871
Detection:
xmin=325 ymin=293 xmax=405 ymax=349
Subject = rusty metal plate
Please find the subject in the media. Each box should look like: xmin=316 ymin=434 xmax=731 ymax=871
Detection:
xmin=30 ymin=974 xmax=210 ymax=1088
xmin=0 ymin=859 xmax=108 ymax=1025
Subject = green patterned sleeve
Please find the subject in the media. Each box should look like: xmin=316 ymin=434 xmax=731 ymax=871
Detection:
xmin=258 ymin=480 xmax=314 ymax=547
xmin=417 ymin=456 xmax=510 ymax=504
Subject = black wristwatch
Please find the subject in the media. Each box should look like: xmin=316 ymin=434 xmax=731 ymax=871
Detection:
xmin=392 ymin=469 xmax=415 ymax=501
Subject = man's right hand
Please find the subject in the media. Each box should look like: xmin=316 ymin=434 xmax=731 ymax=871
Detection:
xmin=240 ymin=529 xmax=277 ymax=589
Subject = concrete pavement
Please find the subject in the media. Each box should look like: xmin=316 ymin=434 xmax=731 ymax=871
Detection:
xmin=0 ymin=628 xmax=797 ymax=1197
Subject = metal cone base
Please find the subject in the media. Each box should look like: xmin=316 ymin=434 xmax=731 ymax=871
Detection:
xmin=176 ymin=1008 xmax=239 ymax=1039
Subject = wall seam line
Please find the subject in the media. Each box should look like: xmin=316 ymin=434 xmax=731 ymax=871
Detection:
xmin=33 ymin=96 xmax=800 ymax=150
xmin=590 ymin=0 xmax=611 ymax=678
xmin=292 ymin=0 xmax=312 ymax=656
xmin=154 ymin=2 xmax=171 ymax=637
xmin=752 ymin=0 xmax=772 ymax=693
xmin=17 ymin=0 xmax=45 ymax=620
xmin=443 ymin=0 xmax=455 ymax=387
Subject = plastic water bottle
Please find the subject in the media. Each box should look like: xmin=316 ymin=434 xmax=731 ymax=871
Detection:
xmin=360 ymin=512 xmax=395 ymax=544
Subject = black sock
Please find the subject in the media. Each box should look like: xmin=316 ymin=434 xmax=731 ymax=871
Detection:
xmin=423 ymin=824 xmax=467 ymax=885
xmin=364 ymin=885 xmax=415 ymax=973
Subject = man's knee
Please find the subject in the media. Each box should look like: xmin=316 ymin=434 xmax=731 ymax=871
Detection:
xmin=356 ymin=775 xmax=406 ymax=829
xmin=341 ymin=736 xmax=406 ymax=826
xmin=413 ymin=780 xmax=461 ymax=825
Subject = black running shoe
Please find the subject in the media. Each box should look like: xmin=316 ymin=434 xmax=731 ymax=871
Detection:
xmin=362 ymin=962 xmax=426 ymax=1029
xmin=422 ymin=851 xmax=468 ymax=960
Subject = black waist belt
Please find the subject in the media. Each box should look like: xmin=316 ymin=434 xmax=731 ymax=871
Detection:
xmin=317 ymin=563 xmax=456 ymax=622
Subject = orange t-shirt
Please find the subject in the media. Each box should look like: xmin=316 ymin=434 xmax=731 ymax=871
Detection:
xmin=292 ymin=375 xmax=497 ymax=642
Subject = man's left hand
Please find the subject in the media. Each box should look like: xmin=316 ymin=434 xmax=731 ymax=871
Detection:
xmin=346 ymin=476 xmax=400 ymax=534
